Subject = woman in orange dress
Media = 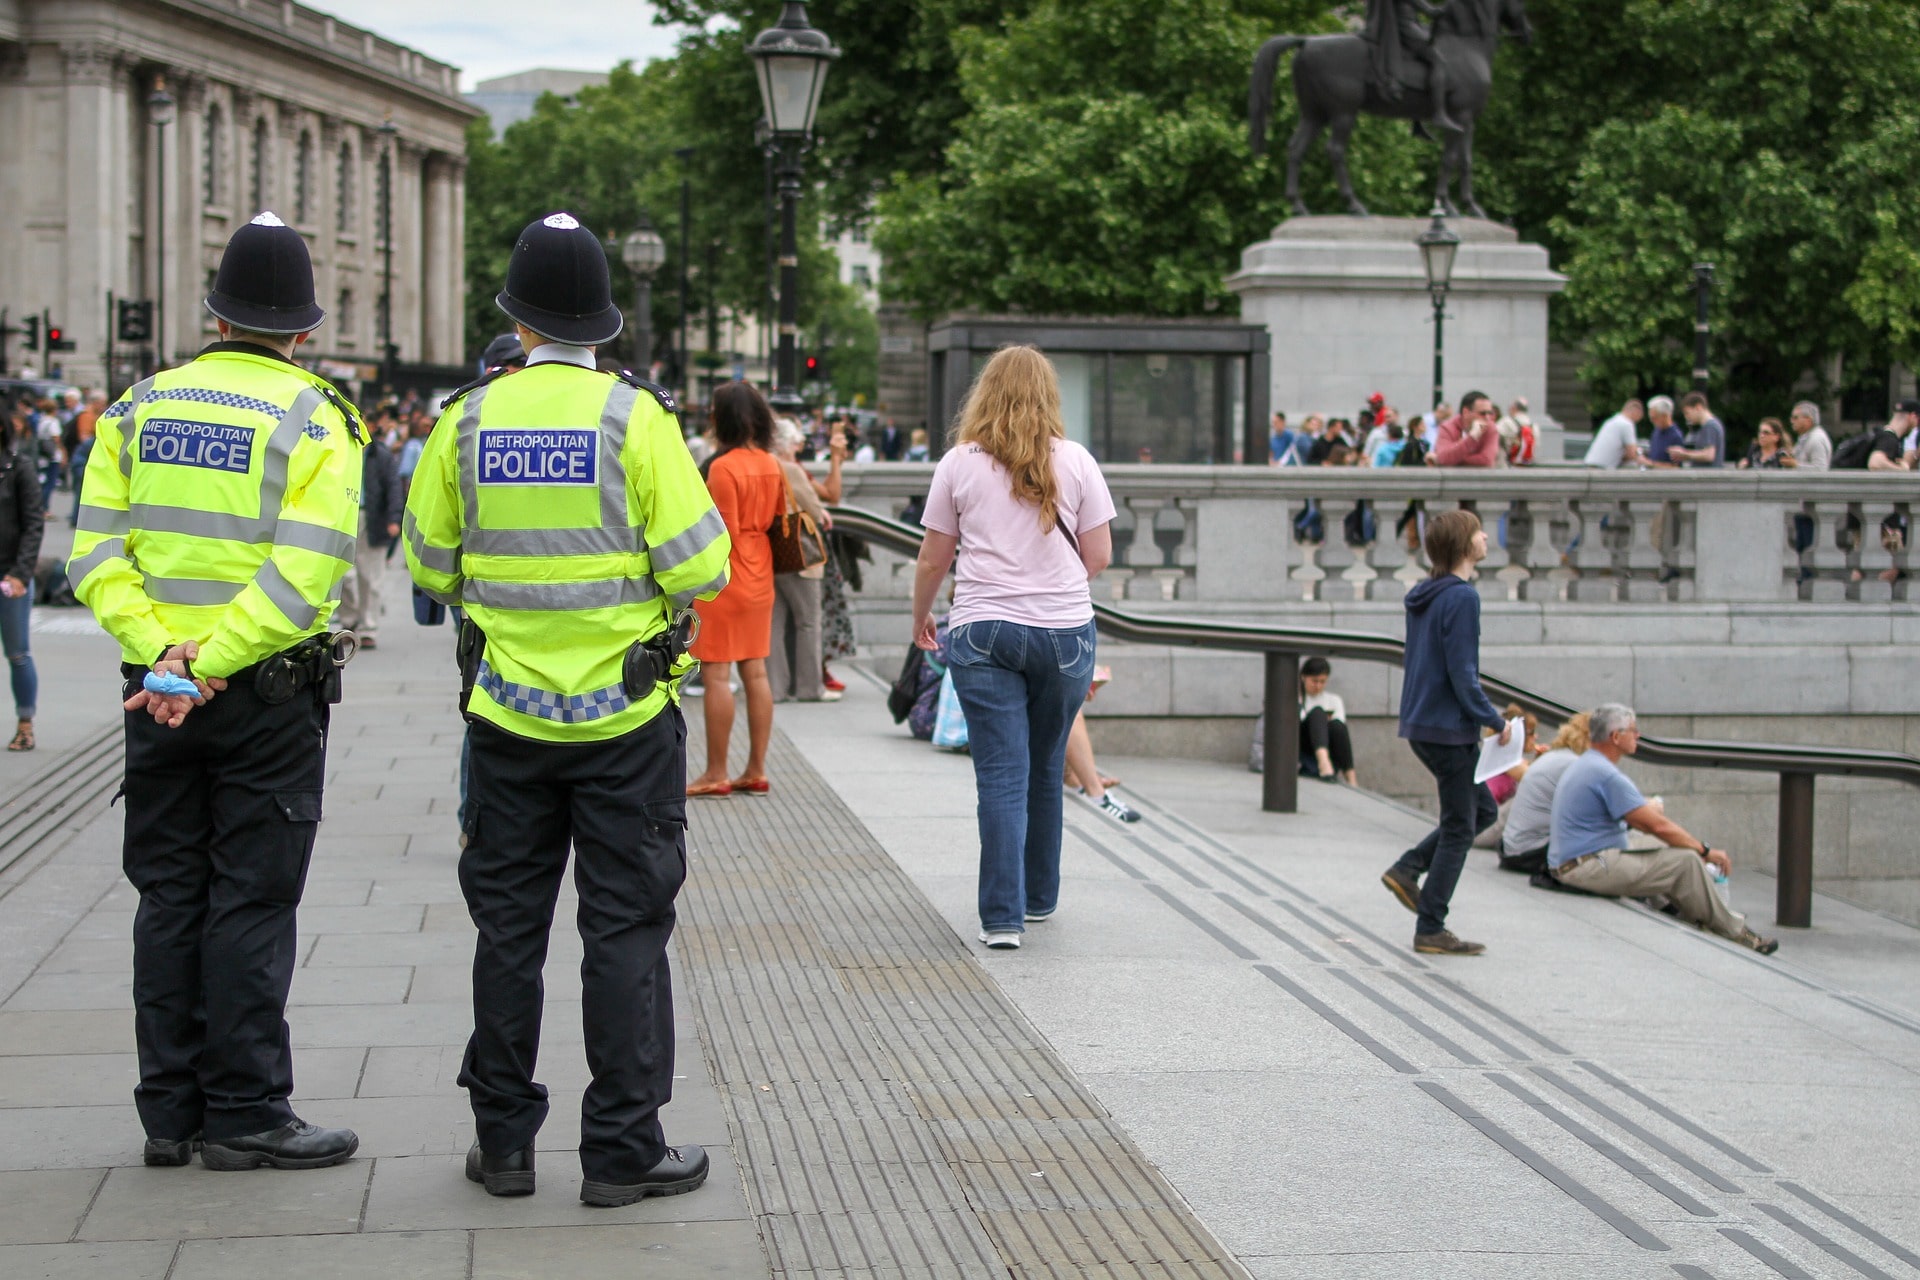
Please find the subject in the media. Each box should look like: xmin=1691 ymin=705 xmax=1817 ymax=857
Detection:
xmin=688 ymin=382 xmax=786 ymax=796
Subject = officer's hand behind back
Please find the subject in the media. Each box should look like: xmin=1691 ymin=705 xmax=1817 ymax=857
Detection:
xmin=123 ymin=641 xmax=230 ymax=729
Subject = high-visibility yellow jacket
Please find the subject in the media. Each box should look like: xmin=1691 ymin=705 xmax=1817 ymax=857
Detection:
xmin=403 ymin=360 xmax=730 ymax=744
xmin=67 ymin=344 xmax=364 ymax=679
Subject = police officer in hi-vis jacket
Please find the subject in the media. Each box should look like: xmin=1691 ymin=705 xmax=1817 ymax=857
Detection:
xmin=69 ymin=212 xmax=363 ymax=1171
xmin=406 ymin=212 xmax=730 ymax=1206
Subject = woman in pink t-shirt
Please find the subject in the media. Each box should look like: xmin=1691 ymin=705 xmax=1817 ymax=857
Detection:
xmin=910 ymin=346 xmax=1117 ymax=950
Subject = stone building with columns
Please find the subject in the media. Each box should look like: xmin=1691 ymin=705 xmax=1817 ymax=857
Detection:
xmin=0 ymin=0 xmax=478 ymax=392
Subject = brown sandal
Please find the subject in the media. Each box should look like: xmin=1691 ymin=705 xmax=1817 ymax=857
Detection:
xmin=8 ymin=723 xmax=33 ymax=752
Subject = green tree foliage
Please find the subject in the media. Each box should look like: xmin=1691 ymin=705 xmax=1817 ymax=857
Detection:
xmin=652 ymin=1 xmax=1038 ymax=227
xmin=1474 ymin=0 xmax=1920 ymax=422
xmin=872 ymin=0 xmax=1431 ymax=317
xmin=463 ymin=44 xmax=849 ymax=384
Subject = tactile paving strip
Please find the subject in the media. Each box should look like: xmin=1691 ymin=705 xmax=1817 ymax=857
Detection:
xmin=678 ymin=728 xmax=1248 ymax=1279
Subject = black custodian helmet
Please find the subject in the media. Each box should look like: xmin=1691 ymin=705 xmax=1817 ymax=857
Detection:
xmin=495 ymin=212 xmax=623 ymax=346
xmin=205 ymin=212 xmax=326 ymax=334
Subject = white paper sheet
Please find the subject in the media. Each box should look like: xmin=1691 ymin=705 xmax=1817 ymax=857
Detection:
xmin=1473 ymin=717 xmax=1527 ymax=784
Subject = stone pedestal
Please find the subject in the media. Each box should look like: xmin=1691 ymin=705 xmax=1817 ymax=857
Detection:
xmin=1226 ymin=215 xmax=1566 ymax=433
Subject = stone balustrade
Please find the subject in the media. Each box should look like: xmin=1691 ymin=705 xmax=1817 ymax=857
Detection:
xmin=829 ymin=465 xmax=1920 ymax=607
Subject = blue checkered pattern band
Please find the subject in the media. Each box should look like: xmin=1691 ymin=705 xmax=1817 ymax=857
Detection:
xmin=106 ymin=387 xmax=286 ymax=419
xmin=474 ymin=661 xmax=633 ymax=724
xmin=302 ymin=420 xmax=330 ymax=441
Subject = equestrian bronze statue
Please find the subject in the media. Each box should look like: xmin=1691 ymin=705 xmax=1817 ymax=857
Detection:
xmin=1249 ymin=0 xmax=1533 ymax=219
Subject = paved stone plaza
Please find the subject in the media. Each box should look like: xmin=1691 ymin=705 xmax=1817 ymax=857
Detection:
xmin=1 ymin=562 xmax=1918 ymax=1277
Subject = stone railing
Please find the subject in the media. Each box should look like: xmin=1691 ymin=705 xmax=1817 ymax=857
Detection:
xmin=827 ymin=465 xmax=1920 ymax=607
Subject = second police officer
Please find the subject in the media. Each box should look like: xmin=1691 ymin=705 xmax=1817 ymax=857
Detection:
xmin=68 ymin=212 xmax=363 ymax=1171
xmin=405 ymin=212 xmax=731 ymax=1205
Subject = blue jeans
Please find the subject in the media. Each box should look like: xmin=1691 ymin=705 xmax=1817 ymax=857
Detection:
xmin=1392 ymin=739 xmax=1496 ymax=936
xmin=0 ymin=581 xmax=37 ymax=719
xmin=946 ymin=618 xmax=1097 ymax=933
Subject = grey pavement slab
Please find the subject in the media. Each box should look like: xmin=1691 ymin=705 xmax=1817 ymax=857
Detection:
xmin=784 ymin=674 xmax=1920 ymax=1280
xmin=77 ymin=1162 xmax=372 ymax=1240
xmin=0 ymin=612 xmax=775 ymax=1277
xmin=0 ymin=1240 xmax=178 ymax=1279
xmin=469 ymin=1220 xmax=770 ymax=1279
xmin=171 ymin=1229 xmax=471 ymax=1280
xmin=360 ymin=1149 xmax=751 ymax=1231
xmin=0 ymin=1168 xmax=106 ymax=1243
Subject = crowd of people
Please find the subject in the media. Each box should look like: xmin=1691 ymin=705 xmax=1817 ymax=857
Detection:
xmin=1268 ymin=391 xmax=1538 ymax=470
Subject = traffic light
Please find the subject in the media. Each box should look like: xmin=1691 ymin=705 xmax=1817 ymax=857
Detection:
xmin=803 ymin=354 xmax=819 ymax=375
xmin=118 ymin=299 xmax=153 ymax=343
xmin=45 ymin=310 xmax=73 ymax=353
xmin=21 ymin=315 xmax=38 ymax=351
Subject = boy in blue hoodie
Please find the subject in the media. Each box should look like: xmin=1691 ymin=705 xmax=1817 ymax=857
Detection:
xmin=1381 ymin=506 xmax=1511 ymax=954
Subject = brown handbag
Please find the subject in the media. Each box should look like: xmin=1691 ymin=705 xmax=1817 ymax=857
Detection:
xmin=767 ymin=473 xmax=828 ymax=575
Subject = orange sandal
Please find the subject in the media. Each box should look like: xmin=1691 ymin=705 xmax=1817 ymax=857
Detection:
xmin=729 ymin=777 xmax=770 ymax=795
xmin=686 ymin=779 xmax=733 ymax=798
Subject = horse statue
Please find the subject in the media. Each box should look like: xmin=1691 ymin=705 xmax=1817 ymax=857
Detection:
xmin=1248 ymin=0 xmax=1533 ymax=219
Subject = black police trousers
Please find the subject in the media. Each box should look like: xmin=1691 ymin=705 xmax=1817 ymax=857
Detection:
xmin=458 ymin=706 xmax=687 ymax=1182
xmin=120 ymin=664 xmax=327 ymax=1142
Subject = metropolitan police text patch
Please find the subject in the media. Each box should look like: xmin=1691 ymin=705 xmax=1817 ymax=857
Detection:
xmin=478 ymin=430 xmax=598 ymax=485
xmin=139 ymin=419 xmax=255 ymax=474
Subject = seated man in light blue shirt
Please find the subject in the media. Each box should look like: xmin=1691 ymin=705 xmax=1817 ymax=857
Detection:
xmin=1548 ymin=703 xmax=1777 ymax=954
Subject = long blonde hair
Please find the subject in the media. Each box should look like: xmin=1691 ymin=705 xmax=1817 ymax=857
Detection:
xmin=954 ymin=345 xmax=1066 ymax=532
xmin=1547 ymin=712 xmax=1591 ymax=753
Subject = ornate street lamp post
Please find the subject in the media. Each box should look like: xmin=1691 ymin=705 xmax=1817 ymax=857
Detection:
xmin=748 ymin=1 xmax=838 ymax=415
xmin=378 ymin=115 xmax=398 ymax=389
xmin=620 ymin=217 xmax=667 ymax=376
xmin=1691 ymin=261 xmax=1714 ymax=394
xmin=1417 ymin=205 xmax=1460 ymax=412
xmin=147 ymin=79 xmax=176 ymax=372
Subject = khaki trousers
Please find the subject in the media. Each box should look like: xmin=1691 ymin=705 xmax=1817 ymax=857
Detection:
xmin=768 ymin=573 xmax=823 ymax=703
xmin=1553 ymin=846 xmax=1746 ymax=940
xmin=336 ymin=514 xmax=389 ymax=640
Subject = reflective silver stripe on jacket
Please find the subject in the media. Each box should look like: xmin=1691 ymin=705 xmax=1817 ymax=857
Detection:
xmin=68 ymin=537 xmax=126 ymax=586
xmin=113 ymin=377 xmax=159 ymax=476
xmin=141 ymin=575 xmax=243 ymax=607
xmin=597 ymin=382 xmax=637 ymax=530
xmin=461 ymin=574 xmax=662 ymax=612
xmin=121 ymin=504 xmax=352 ymax=563
xmin=671 ymin=568 xmax=730 ymax=611
xmin=74 ymin=504 xmax=131 ymax=536
xmin=273 ymin=519 xmax=356 ymax=562
xmin=649 ymin=507 xmax=728 ymax=575
xmin=453 ymin=386 xmax=491 ymax=531
xmin=254 ymin=559 xmax=319 ymax=628
xmin=403 ymin=509 xmax=458 ymax=574
xmin=464 ymin=525 xmax=646 ymax=558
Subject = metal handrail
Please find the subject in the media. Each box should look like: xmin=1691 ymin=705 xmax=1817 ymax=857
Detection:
xmin=827 ymin=504 xmax=1920 ymax=926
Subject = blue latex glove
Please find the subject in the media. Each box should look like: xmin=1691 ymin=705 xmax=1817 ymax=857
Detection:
xmin=143 ymin=670 xmax=202 ymax=698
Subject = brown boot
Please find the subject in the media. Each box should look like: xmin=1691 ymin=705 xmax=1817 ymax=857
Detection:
xmin=1414 ymin=930 xmax=1486 ymax=956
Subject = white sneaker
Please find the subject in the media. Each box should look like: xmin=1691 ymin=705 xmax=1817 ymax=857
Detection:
xmin=1076 ymin=787 xmax=1140 ymax=824
xmin=819 ymin=689 xmax=843 ymax=702
xmin=1024 ymin=907 xmax=1056 ymax=922
xmin=978 ymin=929 xmax=1021 ymax=949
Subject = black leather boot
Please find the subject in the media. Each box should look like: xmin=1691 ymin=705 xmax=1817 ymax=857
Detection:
xmin=580 ymin=1144 xmax=709 ymax=1207
xmin=201 ymin=1119 xmax=359 ymax=1171
xmin=142 ymin=1133 xmax=202 ymax=1167
xmin=465 ymin=1142 xmax=536 ymax=1196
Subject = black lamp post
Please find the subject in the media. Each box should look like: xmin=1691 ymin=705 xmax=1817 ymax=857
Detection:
xmin=378 ymin=115 xmax=398 ymax=389
xmin=1691 ymin=262 xmax=1714 ymax=394
xmin=748 ymin=1 xmax=838 ymax=416
xmin=620 ymin=217 xmax=667 ymax=376
xmin=147 ymin=78 xmax=176 ymax=372
xmin=1417 ymin=205 xmax=1460 ymax=411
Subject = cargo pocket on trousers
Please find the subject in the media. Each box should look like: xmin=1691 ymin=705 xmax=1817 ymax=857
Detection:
xmin=636 ymin=799 xmax=689 ymax=918
xmin=258 ymin=789 xmax=323 ymax=905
